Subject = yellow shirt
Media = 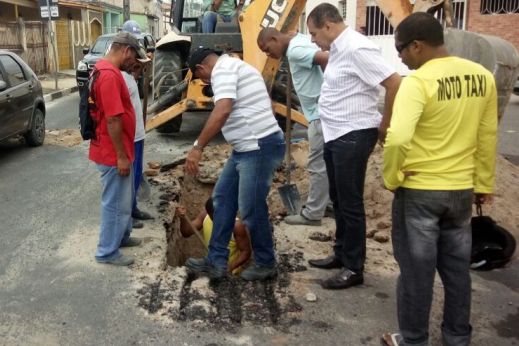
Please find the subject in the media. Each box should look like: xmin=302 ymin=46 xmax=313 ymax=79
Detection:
xmin=202 ymin=215 xmax=242 ymax=274
xmin=384 ymin=56 xmax=497 ymax=192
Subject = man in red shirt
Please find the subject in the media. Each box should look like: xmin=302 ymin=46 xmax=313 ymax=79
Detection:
xmin=90 ymin=32 xmax=150 ymax=266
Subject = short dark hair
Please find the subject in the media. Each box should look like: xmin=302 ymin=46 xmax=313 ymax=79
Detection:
xmin=205 ymin=197 xmax=214 ymax=219
xmin=395 ymin=12 xmax=444 ymax=47
xmin=307 ymin=3 xmax=343 ymax=28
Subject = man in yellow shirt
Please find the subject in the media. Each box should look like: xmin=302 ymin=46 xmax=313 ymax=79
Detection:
xmin=382 ymin=13 xmax=497 ymax=346
xmin=175 ymin=198 xmax=251 ymax=275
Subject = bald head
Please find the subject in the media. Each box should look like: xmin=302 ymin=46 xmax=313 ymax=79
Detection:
xmin=257 ymin=28 xmax=292 ymax=59
xmin=257 ymin=28 xmax=283 ymax=44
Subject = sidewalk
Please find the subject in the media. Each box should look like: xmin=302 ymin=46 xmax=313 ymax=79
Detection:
xmin=38 ymin=69 xmax=79 ymax=103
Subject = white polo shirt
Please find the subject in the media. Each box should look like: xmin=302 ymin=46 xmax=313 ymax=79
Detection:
xmin=212 ymin=55 xmax=280 ymax=152
xmin=319 ymin=27 xmax=395 ymax=143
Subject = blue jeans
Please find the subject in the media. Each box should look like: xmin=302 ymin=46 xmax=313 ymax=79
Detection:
xmin=392 ymin=188 xmax=473 ymax=346
xmin=202 ymin=11 xmax=233 ymax=33
xmin=323 ymin=128 xmax=378 ymax=273
xmin=132 ymin=140 xmax=144 ymax=213
xmin=95 ymin=164 xmax=133 ymax=261
xmin=208 ymin=131 xmax=285 ymax=268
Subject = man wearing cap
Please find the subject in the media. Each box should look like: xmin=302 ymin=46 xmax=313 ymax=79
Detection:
xmin=90 ymin=32 xmax=150 ymax=266
xmin=184 ymin=47 xmax=285 ymax=281
xmin=120 ymin=21 xmax=155 ymax=229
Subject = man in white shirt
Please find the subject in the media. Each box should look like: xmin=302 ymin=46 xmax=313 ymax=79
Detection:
xmin=184 ymin=48 xmax=285 ymax=281
xmin=306 ymin=3 xmax=401 ymax=290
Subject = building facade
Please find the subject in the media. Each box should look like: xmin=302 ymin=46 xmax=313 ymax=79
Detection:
xmin=302 ymin=0 xmax=519 ymax=74
xmin=0 ymin=0 xmax=162 ymax=74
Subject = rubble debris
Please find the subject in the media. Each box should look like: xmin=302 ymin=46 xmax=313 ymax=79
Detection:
xmin=308 ymin=232 xmax=332 ymax=242
xmin=305 ymin=292 xmax=317 ymax=302
xmin=148 ymin=161 xmax=162 ymax=170
xmin=374 ymin=233 xmax=390 ymax=243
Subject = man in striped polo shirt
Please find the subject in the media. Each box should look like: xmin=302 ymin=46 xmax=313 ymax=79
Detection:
xmin=306 ymin=4 xmax=401 ymax=290
xmin=184 ymin=48 xmax=285 ymax=281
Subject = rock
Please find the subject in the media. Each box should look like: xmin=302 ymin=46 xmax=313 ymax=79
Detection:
xmin=144 ymin=169 xmax=159 ymax=177
xmin=309 ymin=232 xmax=332 ymax=242
xmin=148 ymin=161 xmax=161 ymax=169
xmin=376 ymin=221 xmax=391 ymax=230
xmin=374 ymin=233 xmax=389 ymax=243
xmin=305 ymin=292 xmax=317 ymax=302
xmin=367 ymin=229 xmax=378 ymax=238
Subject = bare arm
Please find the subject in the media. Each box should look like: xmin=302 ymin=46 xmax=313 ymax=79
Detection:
xmin=106 ymin=115 xmax=131 ymax=176
xmin=378 ymin=73 xmax=402 ymax=144
xmin=185 ymin=98 xmax=233 ymax=175
xmin=228 ymin=221 xmax=252 ymax=273
xmin=313 ymin=51 xmax=329 ymax=71
xmin=175 ymin=206 xmax=206 ymax=237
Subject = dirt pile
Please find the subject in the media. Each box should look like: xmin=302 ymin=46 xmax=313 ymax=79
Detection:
xmin=132 ymin=141 xmax=519 ymax=331
xmin=44 ymin=129 xmax=82 ymax=147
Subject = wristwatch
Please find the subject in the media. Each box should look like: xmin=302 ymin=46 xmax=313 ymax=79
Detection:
xmin=193 ymin=139 xmax=204 ymax=151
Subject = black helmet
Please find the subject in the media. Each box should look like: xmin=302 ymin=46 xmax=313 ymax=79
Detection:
xmin=471 ymin=213 xmax=516 ymax=271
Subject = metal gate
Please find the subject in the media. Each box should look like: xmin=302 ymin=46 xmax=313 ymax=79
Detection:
xmin=365 ymin=0 xmax=467 ymax=75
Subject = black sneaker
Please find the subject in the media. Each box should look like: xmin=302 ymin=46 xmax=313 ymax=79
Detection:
xmin=132 ymin=209 xmax=154 ymax=220
xmin=185 ymin=257 xmax=227 ymax=279
xmin=120 ymin=237 xmax=142 ymax=248
xmin=96 ymin=255 xmax=134 ymax=266
xmin=240 ymin=264 xmax=277 ymax=281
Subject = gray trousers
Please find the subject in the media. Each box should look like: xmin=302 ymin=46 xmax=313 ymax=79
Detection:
xmin=301 ymin=119 xmax=330 ymax=220
xmin=392 ymin=188 xmax=473 ymax=346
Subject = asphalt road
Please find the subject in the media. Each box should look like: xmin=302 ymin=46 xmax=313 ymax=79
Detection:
xmin=0 ymin=93 xmax=518 ymax=345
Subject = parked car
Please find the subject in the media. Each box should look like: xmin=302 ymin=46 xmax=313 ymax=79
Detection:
xmin=0 ymin=50 xmax=45 ymax=146
xmin=76 ymin=32 xmax=155 ymax=95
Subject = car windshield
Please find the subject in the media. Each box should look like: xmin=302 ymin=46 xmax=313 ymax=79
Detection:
xmin=91 ymin=36 xmax=113 ymax=54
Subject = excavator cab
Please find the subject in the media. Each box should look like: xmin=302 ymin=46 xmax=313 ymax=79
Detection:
xmin=146 ymin=0 xmax=307 ymax=133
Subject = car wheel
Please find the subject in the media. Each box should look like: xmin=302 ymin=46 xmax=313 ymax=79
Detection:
xmin=24 ymin=108 xmax=45 ymax=146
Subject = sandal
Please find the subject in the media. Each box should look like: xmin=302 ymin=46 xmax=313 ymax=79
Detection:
xmin=381 ymin=332 xmax=403 ymax=346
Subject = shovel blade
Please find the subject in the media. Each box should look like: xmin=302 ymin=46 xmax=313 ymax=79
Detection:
xmin=278 ymin=184 xmax=302 ymax=215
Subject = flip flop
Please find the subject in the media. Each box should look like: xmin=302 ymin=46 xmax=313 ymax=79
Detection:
xmin=381 ymin=332 xmax=403 ymax=346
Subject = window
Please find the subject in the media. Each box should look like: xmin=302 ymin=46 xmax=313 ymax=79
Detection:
xmin=481 ymin=0 xmax=519 ymax=14
xmin=365 ymin=6 xmax=393 ymax=36
xmin=0 ymin=55 xmax=26 ymax=87
xmin=366 ymin=0 xmax=467 ymax=36
xmin=339 ymin=0 xmax=347 ymax=20
xmin=436 ymin=0 xmax=466 ymax=30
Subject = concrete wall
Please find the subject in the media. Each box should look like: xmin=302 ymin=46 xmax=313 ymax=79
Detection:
xmin=466 ymin=0 xmax=519 ymax=52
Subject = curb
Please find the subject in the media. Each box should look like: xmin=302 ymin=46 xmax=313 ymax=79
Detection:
xmin=43 ymin=86 xmax=79 ymax=103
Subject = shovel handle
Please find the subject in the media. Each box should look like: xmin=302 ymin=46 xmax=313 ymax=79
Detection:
xmin=285 ymin=65 xmax=292 ymax=185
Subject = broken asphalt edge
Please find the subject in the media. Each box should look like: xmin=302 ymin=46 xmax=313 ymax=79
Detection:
xmin=43 ymin=86 xmax=79 ymax=103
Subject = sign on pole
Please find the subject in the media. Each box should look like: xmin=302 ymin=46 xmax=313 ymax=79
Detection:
xmin=39 ymin=0 xmax=59 ymax=20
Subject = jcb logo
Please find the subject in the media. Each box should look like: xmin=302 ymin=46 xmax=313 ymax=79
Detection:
xmin=261 ymin=0 xmax=288 ymax=28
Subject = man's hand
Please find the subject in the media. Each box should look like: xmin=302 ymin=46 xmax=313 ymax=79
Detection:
xmin=175 ymin=206 xmax=187 ymax=219
xmin=378 ymin=122 xmax=389 ymax=145
xmin=117 ymin=156 xmax=131 ymax=176
xmin=185 ymin=149 xmax=202 ymax=176
xmin=475 ymin=193 xmax=494 ymax=205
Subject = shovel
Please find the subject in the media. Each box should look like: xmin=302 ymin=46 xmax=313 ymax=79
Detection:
xmin=277 ymin=66 xmax=302 ymax=215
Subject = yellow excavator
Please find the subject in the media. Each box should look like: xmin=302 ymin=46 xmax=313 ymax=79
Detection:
xmin=145 ymin=0 xmax=519 ymax=133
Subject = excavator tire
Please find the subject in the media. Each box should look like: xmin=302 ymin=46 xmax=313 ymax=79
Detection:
xmin=153 ymin=49 xmax=184 ymax=133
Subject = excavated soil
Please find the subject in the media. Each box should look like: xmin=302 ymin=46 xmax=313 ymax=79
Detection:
xmin=131 ymin=142 xmax=519 ymax=333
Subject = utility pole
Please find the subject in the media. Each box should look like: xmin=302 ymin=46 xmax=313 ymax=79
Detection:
xmin=45 ymin=0 xmax=58 ymax=90
xmin=123 ymin=0 xmax=130 ymax=22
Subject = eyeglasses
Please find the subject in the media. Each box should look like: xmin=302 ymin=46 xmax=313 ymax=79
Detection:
xmin=395 ymin=39 xmax=418 ymax=54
